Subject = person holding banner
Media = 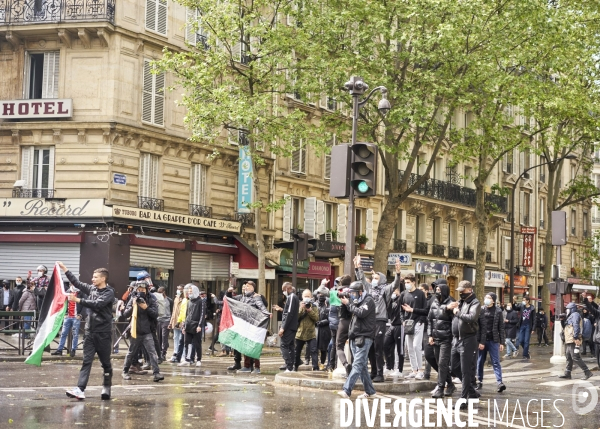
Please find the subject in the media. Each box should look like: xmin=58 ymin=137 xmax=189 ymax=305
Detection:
xmin=58 ymin=262 xmax=115 ymax=401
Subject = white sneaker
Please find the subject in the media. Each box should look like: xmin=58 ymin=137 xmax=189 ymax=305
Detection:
xmin=12 ymin=333 xmax=19 ymax=338
xmin=358 ymin=392 xmax=376 ymax=399
xmin=178 ymin=361 xmax=191 ymax=367
xmin=195 ymin=361 xmax=202 ymax=367
xmin=337 ymin=390 xmax=350 ymax=399
xmin=66 ymin=387 xmax=85 ymax=400
xmin=383 ymin=368 xmax=393 ymax=376
xmin=392 ymin=370 xmax=404 ymax=378
xmin=284 ymin=369 xmax=292 ymax=373
xmin=406 ymin=372 xmax=417 ymax=379
xmin=452 ymin=377 xmax=461 ymax=384
xmin=415 ymin=372 xmax=425 ymax=380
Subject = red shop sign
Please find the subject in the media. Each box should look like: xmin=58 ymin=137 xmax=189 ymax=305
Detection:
xmin=308 ymin=261 xmax=331 ymax=276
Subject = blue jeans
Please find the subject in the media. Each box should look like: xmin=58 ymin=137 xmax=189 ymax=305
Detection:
xmin=23 ymin=315 xmax=32 ymax=331
xmin=476 ymin=340 xmax=503 ymax=384
xmin=516 ymin=325 xmax=532 ymax=357
xmin=505 ymin=338 xmax=516 ymax=355
xmin=57 ymin=317 xmax=81 ymax=352
xmin=343 ymin=337 xmax=376 ymax=396
xmin=172 ymin=328 xmax=181 ymax=356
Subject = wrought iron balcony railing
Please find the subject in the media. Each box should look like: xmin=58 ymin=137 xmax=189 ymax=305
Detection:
xmin=0 ymin=0 xmax=116 ymax=24
xmin=398 ymin=170 xmax=508 ymax=212
xmin=235 ymin=212 xmax=255 ymax=227
xmin=432 ymin=244 xmax=445 ymax=257
xmin=486 ymin=251 xmax=492 ymax=263
xmin=138 ymin=197 xmax=164 ymax=211
xmin=12 ymin=188 xmax=54 ymax=198
xmin=448 ymin=246 xmax=460 ymax=259
xmin=415 ymin=242 xmax=429 ymax=255
xmin=393 ymin=239 xmax=407 ymax=252
xmin=464 ymin=248 xmax=474 ymax=260
xmin=189 ymin=204 xmax=212 ymax=218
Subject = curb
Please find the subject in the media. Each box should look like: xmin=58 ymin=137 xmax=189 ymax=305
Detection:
xmin=274 ymin=372 xmax=437 ymax=393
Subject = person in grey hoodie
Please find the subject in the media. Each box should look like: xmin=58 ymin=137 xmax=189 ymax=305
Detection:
xmin=559 ymin=302 xmax=593 ymax=380
xmin=354 ymin=255 xmax=400 ymax=382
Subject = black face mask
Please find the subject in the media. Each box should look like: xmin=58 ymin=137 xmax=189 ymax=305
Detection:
xmin=435 ymin=292 xmax=442 ymax=302
xmin=318 ymin=296 xmax=326 ymax=302
xmin=459 ymin=292 xmax=470 ymax=300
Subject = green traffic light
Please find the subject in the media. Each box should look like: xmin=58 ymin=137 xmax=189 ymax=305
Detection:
xmin=357 ymin=181 xmax=369 ymax=193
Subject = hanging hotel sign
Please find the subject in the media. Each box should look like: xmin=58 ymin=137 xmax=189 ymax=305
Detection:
xmin=112 ymin=205 xmax=241 ymax=233
xmin=0 ymin=198 xmax=110 ymax=218
xmin=1 ymin=99 xmax=73 ymax=119
xmin=237 ymin=145 xmax=253 ymax=213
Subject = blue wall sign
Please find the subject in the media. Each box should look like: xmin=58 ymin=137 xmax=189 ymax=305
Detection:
xmin=113 ymin=173 xmax=127 ymax=185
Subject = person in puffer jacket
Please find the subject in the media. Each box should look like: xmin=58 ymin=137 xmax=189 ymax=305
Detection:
xmin=354 ymin=255 xmax=399 ymax=382
xmin=475 ymin=292 xmax=506 ymax=393
xmin=558 ymin=302 xmax=593 ymax=380
xmin=427 ymin=283 xmax=455 ymax=398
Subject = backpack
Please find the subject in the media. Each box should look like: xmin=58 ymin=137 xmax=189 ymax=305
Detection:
xmin=582 ymin=317 xmax=593 ymax=340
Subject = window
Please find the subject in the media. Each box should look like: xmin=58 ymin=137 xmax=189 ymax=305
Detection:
xmin=186 ymin=8 xmax=209 ymax=48
xmin=142 ymin=60 xmax=165 ymax=126
xmin=24 ymin=51 xmax=59 ymax=99
xmin=139 ymin=153 xmax=159 ymax=198
xmin=583 ymin=212 xmax=589 ymax=237
xmin=433 ymin=217 xmax=442 ymax=244
xmin=464 ymin=223 xmax=473 ymax=248
xmin=292 ymin=197 xmax=302 ymax=230
xmin=190 ymin=164 xmax=206 ymax=206
xmin=502 ymin=151 xmax=513 ymax=173
xmin=464 ymin=166 xmax=473 ymax=188
xmin=228 ymin=128 xmax=248 ymax=146
xmin=20 ymin=146 xmax=55 ymax=196
xmin=324 ymin=134 xmax=335 ymax=180
xmin=571 ymin=209 xmax=576 ymax=236
xmin=146 ymin=0 xmax=168 ymax=36
xmin=416 ymin=215 xmax=426 ymax=242
xmin=540 ymin=198 xmax=546 ymax=229
xmin=520 ymin=192 xmax=532 ymax=225
xmin=449 ymin=220 xmax=458 ymax=246
xmin=325 ymin=203 xmax=335 ymax=231
xmin=291 ymin=141 xmax=306 ymax=174
xmin=355 ymin=208 xmax=363 ymax=236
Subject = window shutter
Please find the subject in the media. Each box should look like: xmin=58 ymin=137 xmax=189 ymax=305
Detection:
xmin=21 ymin=146 xmax=33 ymax=186
xmin=291 ymin=140 xmax=304 ymax=173
xmin=142 ymin=60 xmax=153 ymax=123
xmin=47 ymin=147 xmax=55 ymax=190
xmin=303 ymin=197 xmax=316 ymax=239
xmin=153 ymin=70 xmax=165 ymax=126
xmin=282 ymin=194 xmax=291 ymax=241
xmin=150 ymin=154 xmax=158 ymax=198
xmin=146 ymin=0 xmax=157 ymax=31
xmin=157 ymin=0 xmax=167 ymax=35
xmin=324 ymin=134 xmax=334 ymax=179
xmin=502 ymin=153 xmax=507 ymax=172
xmin=228 ymin=129 xmax=239 ymax=145
xmin=520 ymin=191 xmax=525 ymax=225
xmin=186 ymin=7 xmax=197 ymax=44
xmin=540 ymin=199 xmax=545 ymax=226
xmin=529 ymin=193 xmax=534 ymax=226
xmin=191 ymin=164 xmax=205 ymax=206
xmin=139 ymin=153 xmax=149 ymax=197
xmin=42 ymin=51 xmax=59 ymax=99
xmin=232 ymin=35 xmax=242 ymax=62
xmin=337 ymin=203 xmax=347 ymax=243
xmin=366 ymin=208 xmax=374 ymax=250
xmin=316 ymin=199 xmax=325 ymax=236
xmin=300 ymin=147 xmax=306 ymax=174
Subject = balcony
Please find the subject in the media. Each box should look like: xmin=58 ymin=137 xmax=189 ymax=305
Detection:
xmin=448 ymin=246 xmax=460 ymax=259
xmin=415 ymin=242 xmax=429 ymax=255
xmin=398 ymin=171 xmax=507 ymax=212
xmin=432 ymin=244 xmax=445 ymax=257
xmin=464 ymin=248 xmax=474 ymax=260
xmin=189 ymin=204 xmax=212 ymax=218
xmin=138 ymin=197 xmax=164 ymax=211
xmin=1 ymin=0 xmax=116 ymax=24
xmin=393 ymin=239 xmax=407 ymax=252
xmin=486 ymin=251 xmax=492 ymax=263
xmin=12 ymin=188 xmax=54 ymax=198
xmin=234 ymin=212 xmax=255 ymax=227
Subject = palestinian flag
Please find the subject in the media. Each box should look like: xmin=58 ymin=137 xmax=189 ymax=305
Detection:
xmin=219 ymin=297 xmax=269 ymax=359
xmin=25 ymin=263 xmax=67 ymax=366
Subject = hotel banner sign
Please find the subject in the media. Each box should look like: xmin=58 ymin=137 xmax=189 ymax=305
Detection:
xmin=112 ymin=205 xmax=241 ymax=234
xmin=1 ymin=99 xmax=73 ymax=119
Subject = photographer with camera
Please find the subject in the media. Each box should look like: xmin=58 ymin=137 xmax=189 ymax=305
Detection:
xmin=337 ymin=281 xmax=377 ymax=399
xmin=121 ymin=281 xmax=164 ymax=382
xmin=294 ymin=289 xmax=319 ymax=371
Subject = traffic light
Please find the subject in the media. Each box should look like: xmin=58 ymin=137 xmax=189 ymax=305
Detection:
xmin=329 ymin=144 xmax=351 ymax=198
xmin=296 ymin=232 xmax=309 ymax=260
xmin=351 ymin=142 xmax=378 ymax=197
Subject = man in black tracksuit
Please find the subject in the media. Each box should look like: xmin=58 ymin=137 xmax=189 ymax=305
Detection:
xmin=279 ymin=282 xmax=299 ymax=371
xmin=428 ymin=283 xmax=455 ymax=398
xmin=448 ymin=280 xmax=481 ymax=408
xmin=384 ymin=277 xmax=404 ymax=376
xmin=59 ymin=262 xmax=115 ymax=401
xmin=355 ymin=255 xmax=397 ymax=382
xmin=336 ymin=275 xmax=353 ymax=374
xmin=180 ymin=285 xmax=207 ymax=366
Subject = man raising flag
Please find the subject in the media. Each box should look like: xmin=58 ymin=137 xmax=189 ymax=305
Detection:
xmin=25 ymin=263 xmax=68 ymax=366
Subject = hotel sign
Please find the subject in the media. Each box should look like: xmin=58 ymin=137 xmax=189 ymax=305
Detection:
xmin=112 ymin=205 xmax=241 ymax=234
xmin=1 ymin=99 xmax=73 ymax=119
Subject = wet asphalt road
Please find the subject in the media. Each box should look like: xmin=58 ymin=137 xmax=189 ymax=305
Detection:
xmin=0 ymin=351 xmax=599 ymax=429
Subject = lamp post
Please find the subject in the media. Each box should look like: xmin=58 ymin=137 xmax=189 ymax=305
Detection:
xmin=342 ymin=76 xmax=391 ymax=277
xmin=508 ymin=154 xmax=577 ymax=302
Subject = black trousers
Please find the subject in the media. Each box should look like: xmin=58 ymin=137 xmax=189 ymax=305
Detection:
xmin=210 ymin=313 xmax=221 ymax=349
xmin=329 ymin=329 xmax=337 ymax=368
xmin=536 ymin=327 xmax=549 ymax=346
xmin=156 ymin=320 xmax=170 ymax=358
xmin=452 ymin=336 xmax=479 ymax=399
xmin=336 ymin=318 xmax=350 ymax=366
xmin=433 ymin=339 xmax=453 ymax=389
xmin=295 ymin=338 xmax=317 ymax=370
xmin=78 ymin=331 xmax=113 ymax=391
xmin=368 ymin=320 xmax=386 ymax=376
xmin=280 ymin=329 xmax=296 ymax=371
xmin=565 ymin=343 xmax=590 ymax=375
xmin=184 ymin=331 xmax=202 ymax=362
xmin=424 ymin=338 xmax=436 ymax=376
xmin=383 ymin=325 xmax=404 ymax=372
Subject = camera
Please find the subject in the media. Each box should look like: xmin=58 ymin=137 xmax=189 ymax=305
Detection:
xmin=131 ymin=291 xmax=146 ymax=304
xmin=303 ymin=298 xmax=313 ymax=307
xmin=337 ymin=291 xmax=349 ymax=299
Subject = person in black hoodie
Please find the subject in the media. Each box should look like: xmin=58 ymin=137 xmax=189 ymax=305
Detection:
xmin=278 ymin=282 xmax=299 ymax=372
xmin=448 ymin=280 xmax=481 ymax=409
xmin=122 ymin=281 xmax=164 ymax=382
xmin=337 ymin=281 xmax=377 ymax=399
xmin=503 ymin=303 xmax=519 ymax=358
xmin=427 ymin=282 xmax=455 ymax=398
xmin=315 ymin=285 xmax=331 ymax=367
xmin=59 ymin=262 xmax=115 ymax=401
xmin=475 ymin=292 xmax=506 ymax=393
xmin=11 ymin=277 xmax=26 ymax=312
xmin=335 ymin=275 xmax=353 ymax=375
xmin=384 ymin=274 xmax=405 ymax=378
xmin=178 ymin=285 xmax=207 ymax=367
xmin=536 ymin=308 xmax=550 ymax=348
xmin=421 ymin=281 xmax=438 ymax=380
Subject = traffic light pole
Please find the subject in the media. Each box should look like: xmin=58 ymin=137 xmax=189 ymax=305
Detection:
xmin=292 ymin=228 xmax=298 ymax=289
xmin=343 ymin=89 xmax=360 ymax=278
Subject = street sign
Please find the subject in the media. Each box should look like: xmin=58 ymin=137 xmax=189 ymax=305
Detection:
xmin=387 ymin=253 xmax=412 ymax=266
xmin=559 ymin=264 xmax=568 ymax=279
xmin=522 ymin=234 xmax=533 ymax=267
xmin=360 ymin=258 xmax=374 ymax=272
xmin=520 ymin=226 xmax=537 ymax=234
xmin=230 ymin=262 xmax=239 ymax=276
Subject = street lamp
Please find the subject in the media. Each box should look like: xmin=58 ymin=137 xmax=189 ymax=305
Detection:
xmin=342 ymin=76 xmax=390 ymax=277
xmin=508 ymin=153 xmax=578 ymax=302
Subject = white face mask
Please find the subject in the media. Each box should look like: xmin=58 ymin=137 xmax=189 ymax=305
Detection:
xmin=37 ymin=271 xmax=44 ymax=278
xmin=283 ymin=290 xmax=288 ymax=297
xmin=392 ymin=292 xmax=398 ymax=299
xmin=372 ymin=279 xmax=379 ymax=287
xmin=176 ymin=290 xmax=181 ymax=296
xmin=16 ymin=281 xmax=22 ymax=286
